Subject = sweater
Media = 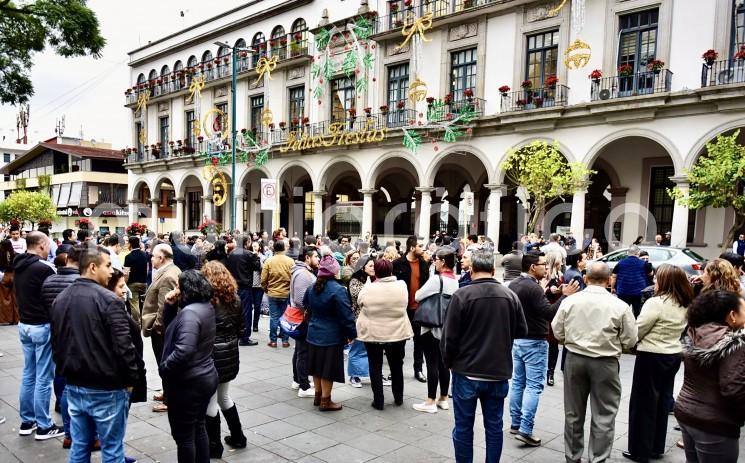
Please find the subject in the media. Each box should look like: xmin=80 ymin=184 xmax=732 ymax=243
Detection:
xmin=636 ymin=295 xmax=688 ymax=354
xmin=261 ymin=253 xmax=294 ymax=299
xmin=13 ymin=253 xmax=56 ymax=325
xmin=509 ymin=274 xmax=564 ymax=339
xmin=290 ymin=262 xmax=316 ymax=309
xmin=356 ymin=276 xmax=413 ymax=343
xmin=613 ymin=256 xmax=648 ymax=297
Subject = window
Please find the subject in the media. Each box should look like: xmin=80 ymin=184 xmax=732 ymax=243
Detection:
xmin=270 ymin=26 xmax=287 ymax=60
xmin=450 ymin=48 xmax=477 ymax=101
xmin=525 ymin=30 xmax=559 ymax=87
xmin=387 ymin=63 xmax=409 ymax=124
xmin=188 ymin=191 xmax=202 ymax=230
xmin=288 ymin=86 xmax=305 ymax=127
xmin=159 ymin=116 xmax=169 ymax=156
xmin=252 ymin=33 xmax=266 ymax=67
xmin=732 ymin=1 xmax=745 ymax=57
xmin=618 ymin=9 xmax=658 ymax=73
xmin=3 ymin=153 xmax=10 ymax=163
xmin=135 ymin=122 xmax=143 ymax=159
xmin=648 ymin=166 xmax=674 ymax=236
xmin=250 ymin=95 xmax=264 ymax=131
xmin=330 ymin=76 xmax=355 ymax=122
xmin=185 ymin=111 xmax=196 ymax=147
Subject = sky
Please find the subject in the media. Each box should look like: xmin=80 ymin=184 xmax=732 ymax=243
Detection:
xmin=0 ymin=0 xmax=219 ymax=149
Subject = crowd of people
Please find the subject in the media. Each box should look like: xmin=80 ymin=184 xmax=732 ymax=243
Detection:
xmin=0 ymin=222 xmax=744 ymax=463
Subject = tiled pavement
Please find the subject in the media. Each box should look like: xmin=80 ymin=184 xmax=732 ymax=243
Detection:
xmin=0 ymin=320 xmax=742 ymax=463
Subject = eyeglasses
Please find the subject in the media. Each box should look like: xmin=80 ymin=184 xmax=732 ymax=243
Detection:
xmin=533 ymin=262 xmax=548 ymax=267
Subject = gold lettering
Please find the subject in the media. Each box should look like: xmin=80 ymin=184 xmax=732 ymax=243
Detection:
xmin=279 ymin=123 xmax=387 ymax=152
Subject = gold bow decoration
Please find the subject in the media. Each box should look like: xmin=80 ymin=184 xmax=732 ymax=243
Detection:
xmin=255 ymin=56 xmax=279 ymax=84
xmin=548 ymin=0 xmax=568 ymax=16
xmin=564 ymin=38 xmax=591 ymax=69
xmin=396 ymin=11 xmax=433 ymax=50
xmin=135 ymin=90 xmax=150 ymax=113
xmin=408 ymin=77 xmax=428 ymax=103
xmin=187 ymin=75 xmax=206 ymax=104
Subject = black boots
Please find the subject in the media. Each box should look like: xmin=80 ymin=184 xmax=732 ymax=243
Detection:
xmin=222 ymin=404 xmax=247 ymax=448
xmin=547 ymin=370 xmax=555 ymax=386
xmin=205 ymin=414 xmax=223 ymax=459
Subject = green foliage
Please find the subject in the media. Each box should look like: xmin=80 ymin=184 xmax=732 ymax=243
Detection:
xmin=362 ymin=51 xmax=374 ymax=70
xmin=322 ymin=58 xmax=335 ymax=81
xmin=315 ymin=27 xmax=331 ymax=50
xmin=355 ymin=78 xmax=367 ymax=94
xmin=0 ymin=0 xmax=105 ymax=104
xmin=443 ymin=125 xmax=462 ymax=143
xmin=456 ymin=105 xmax=477 ymax=124
xmin=670 ymin=130 xmax=745 ymax=249
xmin=0 ymin=189 xmax=56 ymax=226
xmin=500 ymin=140 xmax=595 ymax=233
xmin=402 ymin=129 xmax=422 ymax=153
xmin=352 ymin=16 xmax=372 ymax=40
xmin=313 ymin=86 xmax=323 ymax=99
xmin=255 ymin=149 xmax=269 ymax=167
xmin=311 ymin=63 xmax=321 ymax=79
xmin=427 ymin=100 xmax=446 ymax=122
xmin=341 ymin=50 xmax=357 ymax=78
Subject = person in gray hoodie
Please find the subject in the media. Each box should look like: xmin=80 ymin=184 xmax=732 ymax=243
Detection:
xmin=290 ymin=246 xmax=320 ymax=397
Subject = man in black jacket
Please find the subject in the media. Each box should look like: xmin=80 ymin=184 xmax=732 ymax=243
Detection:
xmin=124 ymin=235 xmax=148 ymax=325
xmin=227 ymin=235 xmax=259 ymax=346
xmin=51 ymin=245 xmax=139 ymax=462
xmin=507 ymin=251 xmax=578 ymax=447
xmin=13 ymin=231 xmax=59 ymax=440
xmin=170 ymin=230 xmax=197 ymax=271
xmin=441 ymin=248 xmax=527 ymax=462
xmin=392 ymin=235 xmax=429 ymax=382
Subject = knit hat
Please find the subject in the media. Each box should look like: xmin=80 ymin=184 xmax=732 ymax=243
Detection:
xmin=318 ymin=254 xmax=341 ymax=278
xmin=333 ymin=252 xmax=345 ymax=266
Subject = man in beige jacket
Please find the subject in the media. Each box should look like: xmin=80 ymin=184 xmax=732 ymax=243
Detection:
xmin=261 ymin=240 xmax=294 ymax=347
xmin=141 ymin=243 xmax=181 ymax=412
xmin=552 ymin=261 xmax=637 ymax=463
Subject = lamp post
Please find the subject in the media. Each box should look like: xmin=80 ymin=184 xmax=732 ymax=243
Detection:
xmin=214 ymin=41 xmax=252 ymax=232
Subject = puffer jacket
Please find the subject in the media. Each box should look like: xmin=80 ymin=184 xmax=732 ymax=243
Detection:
xmin=160 ymin=301 xmax=217 ymax=383
xmin=213 ymin=299 xmax=243 ymax=383
xmin=41 ymin=267 xmax=80 ymax=314
xmin=674 ymin=323 xmax=745 ymax=438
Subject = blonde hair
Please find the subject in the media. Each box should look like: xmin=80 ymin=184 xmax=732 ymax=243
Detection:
xmin=702 ymin=259 xmax=742 ymax=294
xmin=545 ymin=251 xmax=563 ymax=281
xmin=383 ymin=246 xmax=399 ymax=262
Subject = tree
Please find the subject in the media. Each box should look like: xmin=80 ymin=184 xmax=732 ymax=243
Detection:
xmin=670 ymin=130 xmax=745 ymax=252
xmin=0 ymin=190 xmax=56 ymax=228
xmin=0 ymin=0 xmax=105 ymax=105
xmin=501 ymin=140 xmax=595 ymax=233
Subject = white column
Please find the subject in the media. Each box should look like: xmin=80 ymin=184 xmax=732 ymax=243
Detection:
xmin=669 ymin=176 xmax=690 ymax=248
xmin=416 ymin=187 xmax=434 ymax=238
xmin=150 ymin=199 xmax=159 ymax=234
xmin=313 ymin=191 xmax=326 ymax=236
xmin=203 ymin=196 xmax=213 ymax=220
xmin=570 ymin=184 xmax=589 ymax=245
xmin=128 ymin=199 xmax=138 ymax=224
xmin=485 ymin=184 xmax=505 ymax=248
xmin=175 ymin=197 xmax=185 ymax=231
xmin=235 ymin=194 xmax=245 ymax=233
xmin=359 ymin=189 xmax=377 ymax=239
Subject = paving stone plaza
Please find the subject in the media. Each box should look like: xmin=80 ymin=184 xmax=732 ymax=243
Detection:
xmin=3 ymin=316 xmax=740 ymax=463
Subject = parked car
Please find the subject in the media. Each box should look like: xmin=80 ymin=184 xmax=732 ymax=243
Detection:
xmin=591 ymin=246 xmax=705 ymax=276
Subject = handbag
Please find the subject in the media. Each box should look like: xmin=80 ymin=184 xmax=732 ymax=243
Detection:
xmin=413 ymin=276 xmax=452 ymax=328
xmin=279 ymin=275 xmax=308 ymax=339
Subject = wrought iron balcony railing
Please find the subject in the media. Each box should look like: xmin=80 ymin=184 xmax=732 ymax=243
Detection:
xmin=701 ymin=59 xmax=745 ymax=87
xmin=427 ymin=97 xmax=485 ymax=122
xmin=500 ymin=85 xmax=569 ymax=112
xmin=590 ymin=69 xmax=672 ymax=101
xmin=375 ymin=0 xmax=491 ymax=34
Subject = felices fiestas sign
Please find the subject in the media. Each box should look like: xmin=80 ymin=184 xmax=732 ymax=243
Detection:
xmin=280 ymin=122 xmax=387 ymax=153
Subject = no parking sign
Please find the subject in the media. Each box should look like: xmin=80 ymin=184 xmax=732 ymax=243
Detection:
xmin=261 ymin=178 xmax=277 ymax=211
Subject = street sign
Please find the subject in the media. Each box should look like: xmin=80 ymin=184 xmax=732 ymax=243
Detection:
xmin=261 ymin=178 xmax=277 ymax=211
xmin=463 ymin=191 xmax=474 ymax=216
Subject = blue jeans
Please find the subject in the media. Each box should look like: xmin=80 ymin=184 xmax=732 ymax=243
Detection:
xmin=509 ymin=339 xmax=548 ymax=435
xmin=347 ymin=339 xmax=369 ymax=378
xmin=18 ymin=323 xmax=54 ymax=429
xmin=251 ymin=288 xmax=264 ymax=329
xmin=238 ymin=288 xmax=253 ymax=342
xmin=66 ymin=385 xmax=129 ymax=463
xmin=267 ymin=296 xmax=289 ymax=343
xmin=452 ymin=372 xmax=509 ymax=463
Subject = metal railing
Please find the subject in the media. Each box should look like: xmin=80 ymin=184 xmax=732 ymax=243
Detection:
xmin=427 ymin=97 xmax=485 ymax=122
xmin=701 ymin=59 xmax=745 ymax=87
xmin=590 ymin=69 xmax=672 ymax=101
xmin=375 ymin=0 xmax=493 ymax=34
xmin=500 ymin=85 xmax=569 ymax=112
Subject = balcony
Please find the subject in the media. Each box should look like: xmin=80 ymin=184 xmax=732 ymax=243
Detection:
xmin=590 ymin=69 xmax=672 ymax=101
xmin=701 ymin=59 xmax=745 ymax=88
xmin=427 ymin=97 xmax=485 ymax=122
xmin=500 ymin=85 xmax=569 ymax=112
xmin=373 ymin=0 xmax=494 ymax=35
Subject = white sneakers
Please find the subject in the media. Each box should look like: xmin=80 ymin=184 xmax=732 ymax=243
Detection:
xmin=382 ymin=377 xmax=392 ymax=387
xmin=348 ymin=377 xmax=362 ymax=388
xmin=290 ymin=381 xmax=300 ymax=390
xmin=297 ymin=387 xmax=316 ymax=398
xmin=436 ymin=400 xmax=449 ymax=410
xmin=413 ymin=400 xmax=449 ymax=413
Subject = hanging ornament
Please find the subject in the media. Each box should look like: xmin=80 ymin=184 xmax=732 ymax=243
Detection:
xmin=187 ymin=76 xmax=205 ymax=104
xmin=138 ymin=127 xmax=147 ymax=145
xmin=564 ymin=39 xmax=591 ymax=69
xmin=201 ymin=108 xmax=230 ymax=141
xmin=548 ymin=0 xmax=567 ymax=16
xmin=135 ymin=89 xmax=150 ymax=113
xmin=396 ymin=11 xmax=433 ymax=50
xmin=261 ymin=108 xmax=273 ymax=128
xmin=408 ymin=76 xmax=428 ymax=103
xmin=255 ymin=56 xmax=279 ymax=84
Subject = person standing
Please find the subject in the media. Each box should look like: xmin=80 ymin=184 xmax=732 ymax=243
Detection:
xmin=392 ymin=235 xmax=429 ymax=383
xmin=458 ymin=250 xmax=473 ymax=288
xmin=508 ymin=251 xmax=578 ymax=446
xmin=673 ymin=290 xmax=745 ymax=463
xmin=502 ymin=241 xmax=523 ymax=285
xmin=105 ymin=235 xmax=123 ymax=270
xmin=552 ymin=261 xmax=638 ymax=463
xmin=124 ymin=236 xmax=148 ymax=326
xmin=0 ymin=239 xmax=19 ymax=325
xmin=9 ymin=225 xmax=27 ymax=254
xmin=612 ymin=245 xmax=649 ymax=317
xmin=289 ymin=246 xmax=319 ymax=398
xmin=304 ymin=255 xmax=357 ymax=411
xmin=623 ymin=264 xmax=693 ymax=462
xmin=356 ymin=259 xmax=412 ymax=410
xmin=441 ymin=249 xmax=527 ymax=462
xmin=732 ymin=233 xmax=745 ymax=257
xmin=250 ymin=240 xmax=266 ymax=332
xmin=13 ymin=232 xmax=58 ymax=439
xmin=226 ymin=236 xmax=259 ymax=346
xmin=261 ymin=240 xmax=294 ymax=348
xmin=411 ymin=248 xmax=459 ymax=413
xmin=540 ymin=233 xmax=567 ymax=261
xmin=159 ymin=271 xmax=219 ymax=462
xmin=141 ymin=243 xmax=181 ymax=413
xmin=51 ymin=246 xmax=140 ymax=461
xmin=346 ymin=255 xmax=374 ymax=388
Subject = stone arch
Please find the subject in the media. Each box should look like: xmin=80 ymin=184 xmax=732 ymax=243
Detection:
xmin=177 ymin=173 xmax=207 ymax=197
xmin=683 ymin=118 xmax=745 ymax=172
xmin=584 ymin=128 xmax=682 ymax=174
xmin=238 ymin=165 xmax=271 ymax=190
xmin=152 ymin=173 xmax=177 ymax=196
xmin=317 ymin=156 xmax=365 ymax=191
xmin=368 ymin=151 xmax=423 ymax=188
xmin=495 ymin=137 xmax=577 ymax=183
xmin=424 ymin=144 xmax=494 ymax=187
xmin=275 ymin=160 xmax=317 ymax=191
xmin=129 ymin=179 xmax=151 ymax=202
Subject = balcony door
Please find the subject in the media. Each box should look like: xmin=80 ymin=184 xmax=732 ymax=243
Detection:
xmin=450 ymin=48 xmax=477 ymax=102
xmin=387 ymin=63 xmax=409 ymax=126
xmin=330 ymin=77 xmax=355 ymax=124
xmin=617 ymin=9 xmax=658 ymax=96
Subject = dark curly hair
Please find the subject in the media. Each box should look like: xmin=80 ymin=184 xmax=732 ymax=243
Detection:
xmin=687 ymin=289 xmax=743 ymax=328
xmin=178 ymin=270 xmax=213 ymax=306
xmin=201 ymin=260 xmax=238 ymax=305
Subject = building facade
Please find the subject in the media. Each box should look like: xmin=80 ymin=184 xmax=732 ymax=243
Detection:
xmin=124 ymin=0 xmax=745 ymax=259
xmin=1 ymin=137 xmax=132 ymax=235
xmin=0 ymin=145 xmax=25 ymax=201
